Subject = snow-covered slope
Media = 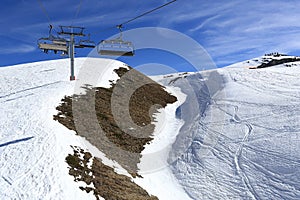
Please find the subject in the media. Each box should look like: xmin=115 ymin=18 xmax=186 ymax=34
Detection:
xmin=0 ymin=58 xmax=88 ymax=200
xmin=0 ymin=57 xmax=190 ymax=200
xmin=0 ymin=58 xmax=135 ymax=200
xmin=1 ymin=55 xmax=300 ymax=200
xmin=158 ymin=57 xmax=300 ymax=200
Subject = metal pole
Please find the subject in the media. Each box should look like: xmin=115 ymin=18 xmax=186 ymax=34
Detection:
xmin=70 ymin=34 xmax=75 ymax=81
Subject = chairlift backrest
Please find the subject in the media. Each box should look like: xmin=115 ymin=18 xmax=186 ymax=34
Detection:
xmin=53 ymin=39 xmax=67 ymax=45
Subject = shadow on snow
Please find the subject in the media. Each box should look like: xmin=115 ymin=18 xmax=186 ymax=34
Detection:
xmin=0 ymin=136 xmax=34 ymax=148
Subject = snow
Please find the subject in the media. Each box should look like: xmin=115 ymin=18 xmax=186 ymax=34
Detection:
xmin=134 ymin=168 xmax=192 ymax=199
xmin=71 ymin=58 xmax=129 ymax=94
xmin=134 ymin=86 xmax=192 ymax=200
xmin=140 ymin=86 xmax=186 ymax=156
xmin=1 ymin=55 xmax=300 ymax=200
xmin=0 ymin=57 xmax=125 ymax=200
xmin=165 ymin=60 xmax=300 ymax=199
xmin=0 ymin=57 xmax=191 ymax=200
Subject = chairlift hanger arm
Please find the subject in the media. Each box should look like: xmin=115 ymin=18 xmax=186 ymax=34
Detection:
xmin=58 ymin=26 xmax=86 ymax=36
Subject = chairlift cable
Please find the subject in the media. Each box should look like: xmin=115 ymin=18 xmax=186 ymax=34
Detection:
xmin=118 ymin=0 xmax=177 ymax=27
xmin=37 ymin=0 xmax=51 ymax=24
xmin=94 ymin=0 xmax=177 ymax=35
xmin=71 ymin=0 xmax=83 ymax=26
xmin=36 ymin=0 xmax=59 ymax=33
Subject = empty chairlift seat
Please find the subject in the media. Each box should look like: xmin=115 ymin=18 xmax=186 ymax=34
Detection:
xmin=76 ymin=40 xmax=96 ymax=48
xmin=98 ymin=39 xmax=135 ymax=56
xmin=76 ymin=34 xmax=96 ymax=48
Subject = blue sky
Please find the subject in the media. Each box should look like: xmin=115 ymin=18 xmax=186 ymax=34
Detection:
xmin=1 ymin=0 xmax=300 ymax=73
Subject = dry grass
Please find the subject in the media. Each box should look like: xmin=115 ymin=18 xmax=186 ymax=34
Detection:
xmin=66 ymin=146 xmax=158 ymax=200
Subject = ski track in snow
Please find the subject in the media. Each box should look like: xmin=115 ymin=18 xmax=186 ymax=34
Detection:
xmin=231 ymin=105 xmax=258 ymax=200
xmin=163 ymin=60 xmax=300 ymax=200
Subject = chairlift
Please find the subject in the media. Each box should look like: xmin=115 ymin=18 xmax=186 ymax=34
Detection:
xmin=97 ymin=25 xmax=135 ymax=56
xmin=96 ymin=0 xmax=178 ymax=57
xmin=38 ymin=37 xmax=68 ymax=55
xmin=37 ymin=25 xmax=68 ymax=55
xmin=76 ymin=34 xmax=96 ymax=48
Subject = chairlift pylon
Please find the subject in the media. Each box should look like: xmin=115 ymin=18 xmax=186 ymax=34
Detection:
xmin=97 ymin=25 xmax=135 ymax=56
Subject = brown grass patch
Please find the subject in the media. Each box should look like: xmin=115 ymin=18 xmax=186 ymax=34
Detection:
xmin=54 ymin=66 xmax=177 ymax=199
xmin=66 ymin=146 xmax=158 ymax=200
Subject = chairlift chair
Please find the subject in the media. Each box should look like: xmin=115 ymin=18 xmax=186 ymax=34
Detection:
xmin=37 ymin=25 xmax=68 ymax=55
xmin=76 ymin=34 xmax=96 ymax=48
xmin=98 ymin=39 xmax=135 ymax=56
xmin=38 ymin=37 xmax=68 ymax=54
xmin=38 ymin=37 xmax=68 ymax=53
xmin=97 ymin=25 xmax=135 ymax=56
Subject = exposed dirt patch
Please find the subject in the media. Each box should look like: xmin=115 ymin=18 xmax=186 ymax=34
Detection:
xmin=66 ymin=146 xmax=158 ymax=200
xmin=54 ymin=66 xmax=177 ymax=198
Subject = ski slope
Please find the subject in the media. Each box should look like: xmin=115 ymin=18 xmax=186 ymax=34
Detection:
xmin=0 ymin=58 xmax=112 ymax=200
xmin=0 ymin=58 xmax=145 ymax=200
xmin=0 ymin=55 xmax=300 ymax=200
xmin=0 ymin=57 xmax=190 ymax=200
xmin=159 ymin=56 xmax=300 ymax=200
xmin=0 ymin=58 xmax=84 ymax=199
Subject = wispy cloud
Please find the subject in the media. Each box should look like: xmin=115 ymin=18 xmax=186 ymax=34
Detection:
xmin=2 ymin=0 xmax=300 ymax=68
xmin=172 ymin=0 xmax=300 ymax=67
xmin=189 ymin=15 xmax=221 ymax=32
xmin=0 ymin=44 xmax=35 ymax=54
